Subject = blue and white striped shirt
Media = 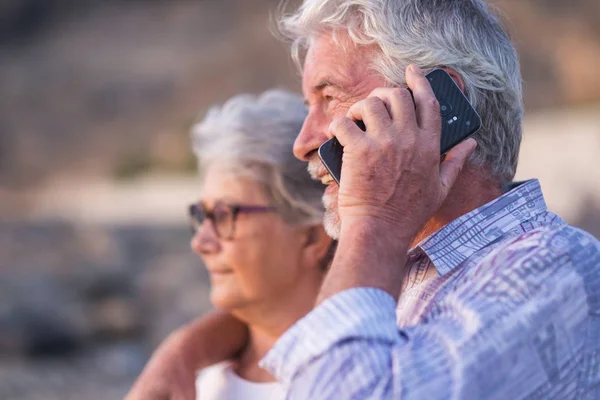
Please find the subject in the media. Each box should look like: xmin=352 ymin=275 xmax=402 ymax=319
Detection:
xmin=260 ymin=179 xmax=600 ymax=399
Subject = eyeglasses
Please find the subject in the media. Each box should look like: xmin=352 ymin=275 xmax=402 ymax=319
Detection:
xmin=188 ymin=201 xmax=277 ymax=240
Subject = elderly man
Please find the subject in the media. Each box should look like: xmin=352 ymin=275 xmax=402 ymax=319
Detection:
xmin=127 ymin=0 xmax=600 ymax=399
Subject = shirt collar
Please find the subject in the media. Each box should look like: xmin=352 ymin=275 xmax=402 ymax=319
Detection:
xmin=416 ymin=179 xmax=548 ymax=276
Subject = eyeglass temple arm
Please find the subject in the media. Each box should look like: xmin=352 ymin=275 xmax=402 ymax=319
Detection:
xmin=234 ymin=205 xmax=277 ymax=214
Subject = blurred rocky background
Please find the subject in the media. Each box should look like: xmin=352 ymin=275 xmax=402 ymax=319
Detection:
xmin=0 ymin=0 xmax=599 ymax=399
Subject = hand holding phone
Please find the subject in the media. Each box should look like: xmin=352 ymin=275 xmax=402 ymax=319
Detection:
xmin=318 ymin=69 xmax=481 ymax=185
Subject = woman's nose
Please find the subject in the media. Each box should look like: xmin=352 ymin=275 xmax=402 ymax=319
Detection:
xmin=293 ymin=112 xmax=329 ymax=161
xmin=190 ymin=221 xmax=220 ymax=255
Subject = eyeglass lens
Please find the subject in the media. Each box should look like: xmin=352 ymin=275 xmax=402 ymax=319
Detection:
xmin=190 ymin=202 xmax=235 ymax=239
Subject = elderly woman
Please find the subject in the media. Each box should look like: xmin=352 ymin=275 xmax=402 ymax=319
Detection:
xmin=183 ymin=89 xmax=333 ymax=399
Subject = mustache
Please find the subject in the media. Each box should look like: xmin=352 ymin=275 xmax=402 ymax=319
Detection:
xmin=307 ymin=156 xmax=327 ymax=180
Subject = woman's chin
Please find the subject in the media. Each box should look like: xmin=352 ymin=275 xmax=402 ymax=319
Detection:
xmin=209 ymin=287 xmax=244 ymax=311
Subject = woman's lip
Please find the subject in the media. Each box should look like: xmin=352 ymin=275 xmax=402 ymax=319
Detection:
xmin=208 ymin=269 xmax=233 ymax=275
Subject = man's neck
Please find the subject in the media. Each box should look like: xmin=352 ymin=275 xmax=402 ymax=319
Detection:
xmin=412 ymin=166 xmax=503 ymax=246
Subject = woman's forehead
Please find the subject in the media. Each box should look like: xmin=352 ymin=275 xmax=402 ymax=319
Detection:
xmin=200 ymin=168 xmax=269 ymax=205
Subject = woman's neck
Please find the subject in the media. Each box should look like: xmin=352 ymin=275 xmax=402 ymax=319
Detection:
xmin=232 ymin=325 xmax=279 ymax=382
xmin=231 ymin=273 xmax=323 ymax=382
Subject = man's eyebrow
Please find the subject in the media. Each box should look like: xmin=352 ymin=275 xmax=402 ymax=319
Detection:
xmin=313 ymin=79 xmax=343 ymax=92
xmin=304 ymin=78 xmax=346 ymax=105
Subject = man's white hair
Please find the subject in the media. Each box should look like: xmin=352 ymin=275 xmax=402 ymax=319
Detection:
xmin=279 ymin=0 xmax=523 ymax=183
xmin=191 ymin=89 xmax=325 ymax=226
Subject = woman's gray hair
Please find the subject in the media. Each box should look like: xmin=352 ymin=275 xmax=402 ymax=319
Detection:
xmin=191 ymin=89 xmax=325 ymax=226
xmin=278 ymin=0 xmax=523 ymax=183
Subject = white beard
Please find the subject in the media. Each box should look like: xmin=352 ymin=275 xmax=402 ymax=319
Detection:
xmin=308 ymin=158 xmax=341 ymax=239
xmin=322 ymin=190 xmax=341 ymax=239
xmin=323 ymin=209 xmax=341 ymax=239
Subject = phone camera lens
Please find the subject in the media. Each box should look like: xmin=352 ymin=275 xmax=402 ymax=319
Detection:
xmin=439 ymin=100 xmax=453 ymax=117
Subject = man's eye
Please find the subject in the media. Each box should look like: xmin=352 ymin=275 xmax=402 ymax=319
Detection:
xmin=324 ymin=95 xmax=334 ymax=102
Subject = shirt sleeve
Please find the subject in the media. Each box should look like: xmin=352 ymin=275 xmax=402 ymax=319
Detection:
xmin=258 ymin=286 xmax=464 ymax=399
xmin=260 ymin=287 xmax=432 ymax=399
xmin=260 ymin=288 xmax=401 ymax=387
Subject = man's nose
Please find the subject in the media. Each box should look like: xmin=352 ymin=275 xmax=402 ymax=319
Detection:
xmin=293 ymin=112 xmax=328 ymax=161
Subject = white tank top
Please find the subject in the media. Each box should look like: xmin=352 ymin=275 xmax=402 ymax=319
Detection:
xmin=196 ymin=361 xmax=286 ymax=400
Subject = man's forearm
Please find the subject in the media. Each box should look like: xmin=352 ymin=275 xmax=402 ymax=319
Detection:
xmin=317 ymin=217 xmax=410 ymax=304
xmin=126 ymin=310 xmax=248 ymax=400
xmin=171 ymin=310 xmax=249 ymax=371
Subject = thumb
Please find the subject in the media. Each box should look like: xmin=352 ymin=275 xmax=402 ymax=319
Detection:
xmin=439 ymin=138 xmax=477 ymax=197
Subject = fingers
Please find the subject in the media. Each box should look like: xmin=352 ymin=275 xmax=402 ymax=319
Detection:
xmin=345 ymin=95 xmax=391 ymax=133
xmin=330 ymin=65 xmax=447 ymax=178
xmin=328 ymin=116 xmax=364 ymax=148
xmin=368 ymin=87 xmax=416 ymax=124
xmin=405 ymin=65 xmax=441 ymax=137
xmin=439 ymin=138 xmax=477 ymax=196
xmin=331 ymin=94 xmax=393 ymax=148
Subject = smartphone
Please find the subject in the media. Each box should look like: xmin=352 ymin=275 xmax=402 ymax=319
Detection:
xmin=318 ymin=68 xmax=481 ymax=185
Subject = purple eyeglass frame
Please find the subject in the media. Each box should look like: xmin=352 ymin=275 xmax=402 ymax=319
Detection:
xmin=188 ymin=201 xmax=277 ymax=240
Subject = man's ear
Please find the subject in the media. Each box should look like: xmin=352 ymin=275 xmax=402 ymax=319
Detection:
xmin=442 ymin=67 xmax=466 ymax=93
xmin=302 ymin=225 xmax=334 ymax=271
